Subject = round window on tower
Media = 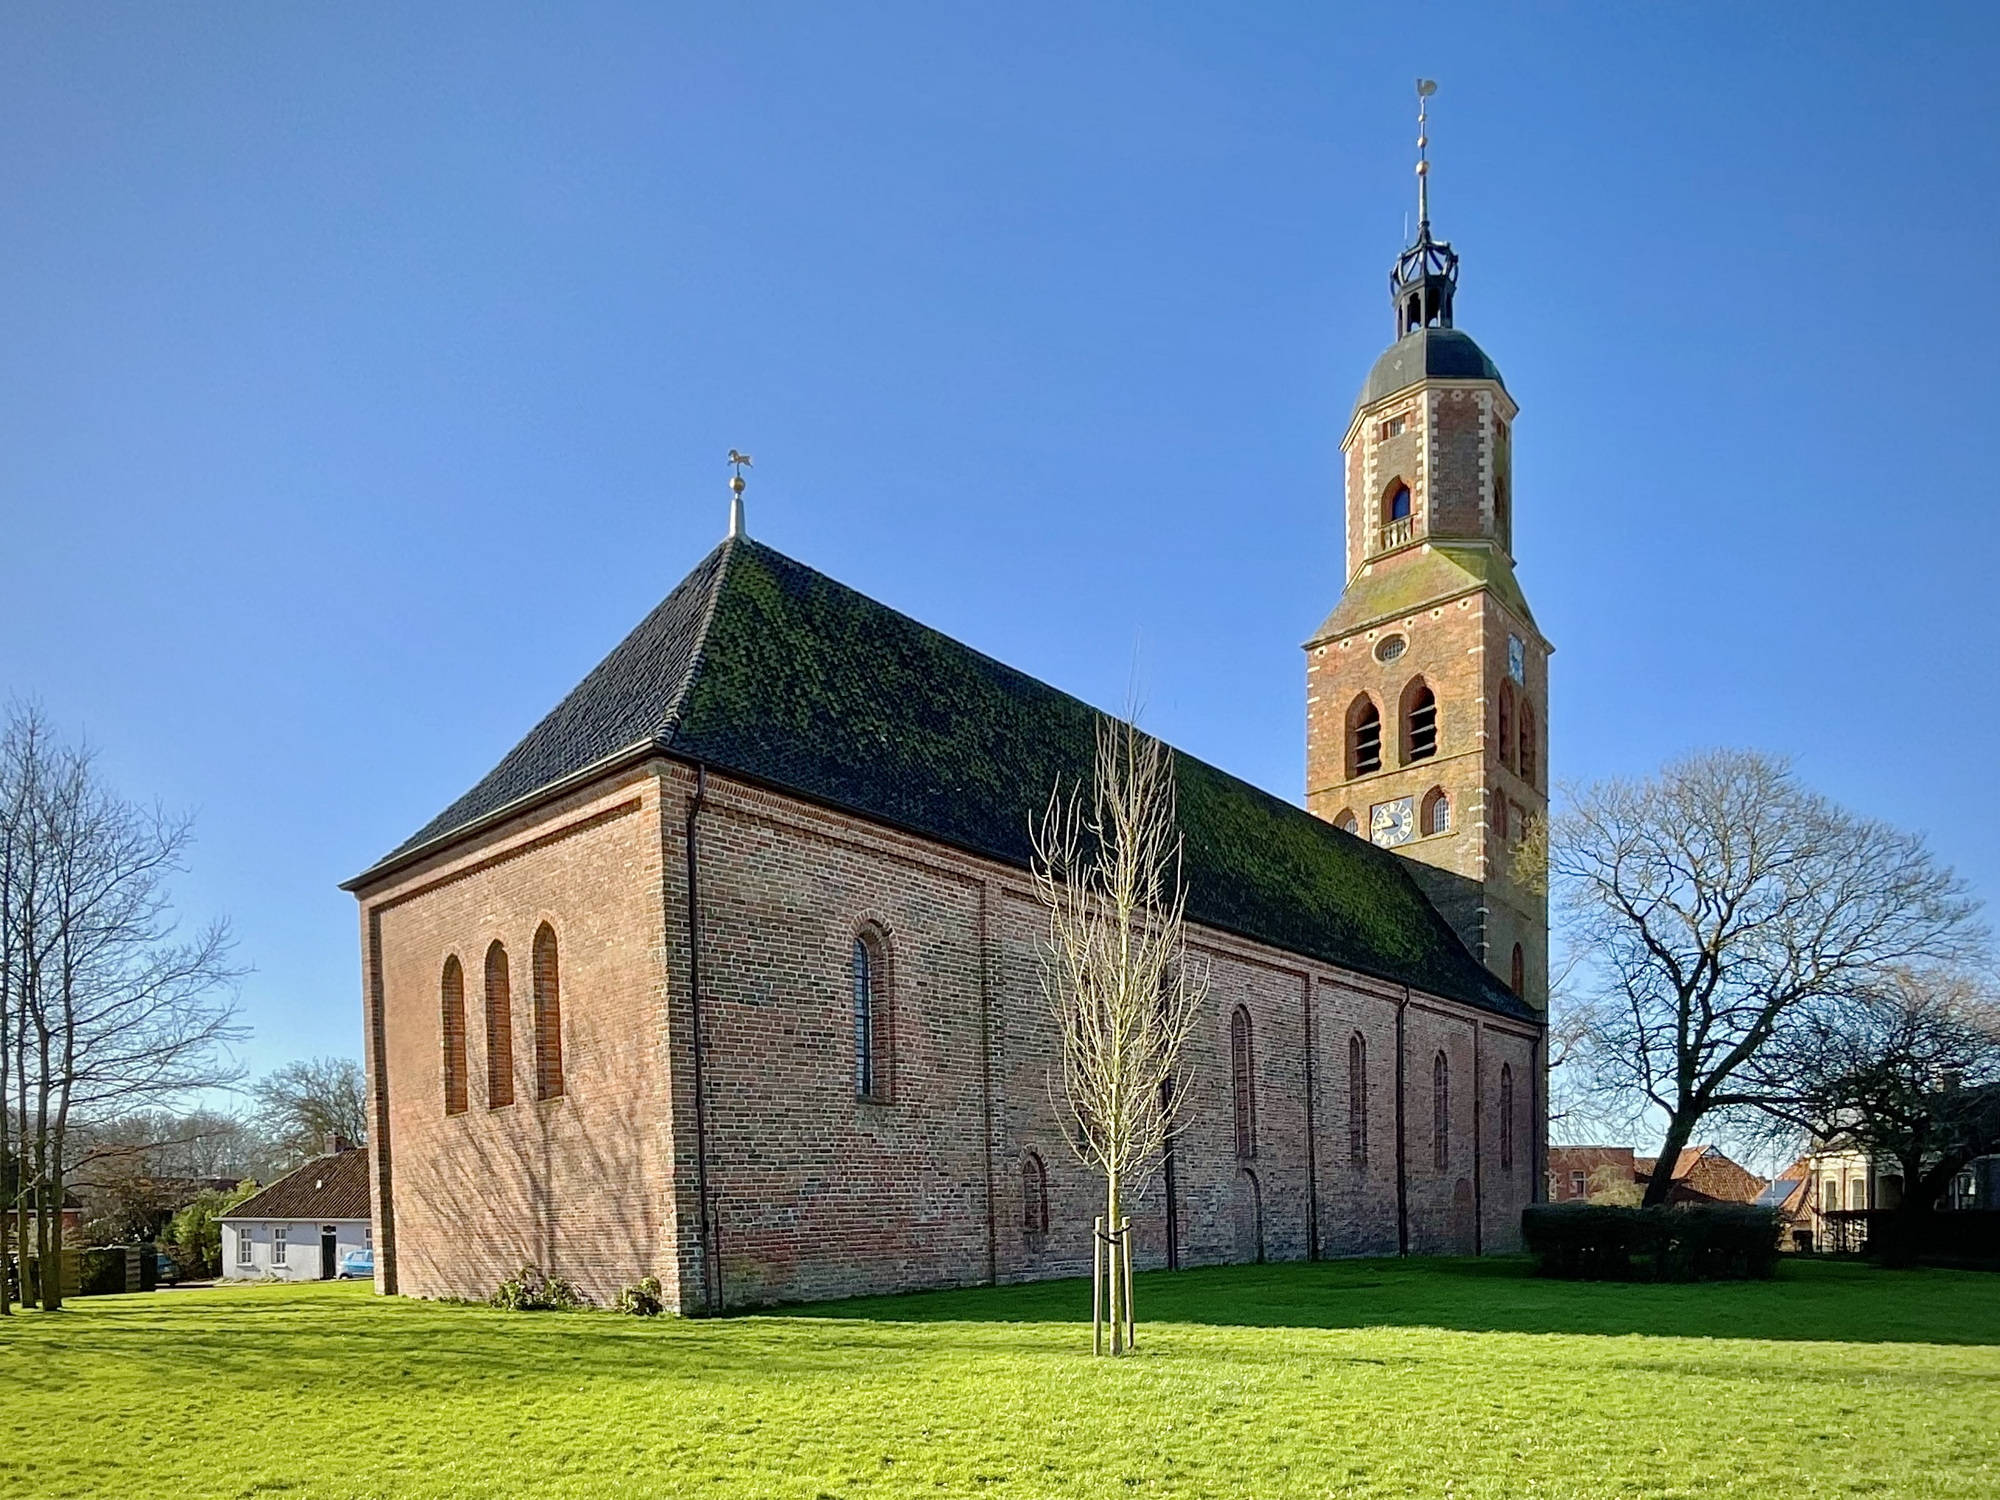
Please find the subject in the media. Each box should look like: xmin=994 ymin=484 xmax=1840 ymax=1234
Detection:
xmin=1375 ymin=635 xmax=1407 ymax=663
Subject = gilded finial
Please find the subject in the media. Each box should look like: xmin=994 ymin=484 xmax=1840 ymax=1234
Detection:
xmin=1415 ymin=79 xmax=1436 ymax=231
xmin=726 ymin=449 xmax=753 ymax=539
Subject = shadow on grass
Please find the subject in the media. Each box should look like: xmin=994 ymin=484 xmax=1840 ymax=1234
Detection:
xmin=772 ymin=1255 xmax=2000 ymax=1347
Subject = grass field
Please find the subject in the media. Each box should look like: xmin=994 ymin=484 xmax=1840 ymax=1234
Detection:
xmin=1 ymin=1257 xmax=1995 ymax=1499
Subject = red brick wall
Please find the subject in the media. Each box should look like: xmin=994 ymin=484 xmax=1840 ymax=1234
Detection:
xmin=358 ymin=761 xmax=1543 ymax=1311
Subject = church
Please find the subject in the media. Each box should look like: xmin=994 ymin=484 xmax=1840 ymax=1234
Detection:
xmin=344 ymin=164 xmax=1550 ymax=1313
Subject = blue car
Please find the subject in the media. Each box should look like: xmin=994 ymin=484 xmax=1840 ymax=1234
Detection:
xmin=338 ymin=1248 xmax=374 ymax=1280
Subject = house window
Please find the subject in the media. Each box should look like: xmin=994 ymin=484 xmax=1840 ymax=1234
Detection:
xmin=1823 ymin=1176 xmax=1839 ymax=1212
xmin=853 ymin=929 xmax=890 ymax=1101
xmin=1497 ymin=682 xmax=1515 ymax=772
xmin=532 ymin=923 xmax=563 ymax=1102
xmin=1230 ymin=1007 xmax=1257 ymax=1160
xmin=1571 ymin=1170 xmax=1587 ymax=1199
xmin=273 ymin=1226 xmax=287 ymax=1266
xmin=1381 ymin=414 xmax=1407 ymax=440
xmin=1388 ymin=483 xmax=1412 ymax=521
xmin=1432 ymin=1051 xmax=1450 ymax=1170
xmin=1422 ymin=788 xmax=1451 ymax=836
xmin=441 ymin=955 xmax=468 ymax=1116
xmin=1349 ymin=698 xmax=1382 ymax=776
xmin=1347 ymin=1033 xmax=1368 ymax=1167
xmin=485 ymin=941 xmax=514 ymax=1108
xmin=236 ymin=1229 xmax=253 ymax=1265
xmin=1404 ymin=682 xmax=1438 ymax=762
xmin=1499 ymin=1064 xmax=1515 ymax=1171
xmin=1021 ymin=1151 xmax=1049 ymax=1235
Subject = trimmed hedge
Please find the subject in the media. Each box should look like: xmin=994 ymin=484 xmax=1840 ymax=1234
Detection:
xmin=1522 ymin=1202 xmax=1781 ymax=1281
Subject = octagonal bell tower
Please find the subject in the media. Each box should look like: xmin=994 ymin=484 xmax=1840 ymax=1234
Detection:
xmin=1304 ymin=89 xmax=1549 ymax=1009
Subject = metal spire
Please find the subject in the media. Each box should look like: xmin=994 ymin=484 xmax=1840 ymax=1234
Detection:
xmin=726 ymin=449 xmax=752 ymax=539
xmin=1415 ymin=78 xmax=1436 ymax=231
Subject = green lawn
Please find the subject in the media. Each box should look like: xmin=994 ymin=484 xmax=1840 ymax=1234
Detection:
xmin=2 ymin=1258 xmax=1995 ymax=1499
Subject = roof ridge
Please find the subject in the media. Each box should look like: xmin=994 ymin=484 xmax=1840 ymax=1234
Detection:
xmin=655 ymin=535 xmax=741 ymax=750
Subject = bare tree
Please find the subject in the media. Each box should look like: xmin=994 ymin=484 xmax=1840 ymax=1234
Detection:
xmin=249 ymin=1056 xmax=369 ymax=1166
xmin=0 ymin=705 xmax=241 ymax=1308
xmin=1779 ymin=967 xmax=2000 ymax=1223
xmin=1552 ymin=750 xmax=1983 ymax=1206
xmin=1032 ymin=714 xmax=1206 ymax=1356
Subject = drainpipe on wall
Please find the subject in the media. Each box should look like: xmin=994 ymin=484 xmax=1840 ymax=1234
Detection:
xmin=1302 ymin=973 xmax=1319 ymax=1261
xmin=685 ymin=764 xmax=721 ymax=1316
xmin=1395 ymin=987 xmax=1409 ymax=1256
xmin=1472 ymin=1020 xmax=1484 ymax=1256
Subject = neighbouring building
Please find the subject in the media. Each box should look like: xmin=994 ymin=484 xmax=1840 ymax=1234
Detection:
xmin=1545 ymin=1146 xmax=1639 ymax=1202
xmin=1547 ymin=1144 xmax=1768 ymax=1206
xmin=343 ymin=133 xmax=1549 ymax=1312
xmin=220 ymin=1148 xmax=371 ymax=1281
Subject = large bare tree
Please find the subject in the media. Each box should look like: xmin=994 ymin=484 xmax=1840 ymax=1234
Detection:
xmin=250 ymin=1056 xmax=369 ymax=1167
xmin=0 ymin=705 xmax=241 ymax=1308
xmin=1032 ymin=714 xmax=1206 ymax=1355
xmin=1553 ymin=750 xmax=1983 ymax=1206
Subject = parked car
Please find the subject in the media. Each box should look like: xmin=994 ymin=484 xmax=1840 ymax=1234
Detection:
xmin=155 ymin=1250 xmax=181 ymax=1286
xmin=338 ymin=1248 xmax=374 ymax=1280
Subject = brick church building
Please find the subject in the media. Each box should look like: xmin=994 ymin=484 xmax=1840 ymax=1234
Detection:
xmin=345 ymin=183 xmax=1548 ymax=1313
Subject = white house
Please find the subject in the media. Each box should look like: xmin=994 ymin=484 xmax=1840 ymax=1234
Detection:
xmin=220 ymin=1147 xmax=372 ymax=1281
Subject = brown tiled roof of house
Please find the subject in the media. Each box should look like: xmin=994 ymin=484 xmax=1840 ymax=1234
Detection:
xmin=222 ymin=1148 xmax=370 ymax=1222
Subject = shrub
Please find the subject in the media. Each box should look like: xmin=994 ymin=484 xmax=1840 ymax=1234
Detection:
xmin=490 ymin=1264 xmax=585 ymax=1312
xmin=616 ymin=1276 xmax=665 ymax=1316
xmin=78 ymin=1247 xmax=129 ymax=1297
xmin=1522 ymin=1202 xmax=1781 ymax=1281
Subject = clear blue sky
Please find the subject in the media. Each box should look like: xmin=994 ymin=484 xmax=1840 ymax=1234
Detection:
xmin=4 ymin=4 xmax=1996 ymax=1076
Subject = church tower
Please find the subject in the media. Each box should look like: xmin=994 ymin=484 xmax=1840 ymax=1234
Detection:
xmin=1304 ymin=87 xmax=1549 ymax=1009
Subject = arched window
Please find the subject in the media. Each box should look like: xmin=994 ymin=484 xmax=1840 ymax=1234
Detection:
xmin=1495 ymin=473 xmax=1511 ymax=544
xmin=1230 ymin=1006 xmax=1256 ymax=1160
xmin=1519 ymin=702 xmax=1538 ymax=787
xmin=1497 ymin=681 xmax=1515 ymax=772
xmin=853 ymin=928 xmax=889 ymax=1101
xmin=1499 ymin=1063 xmax=1515 ymax=1171
xmin=1403 ymin=680 xmax=1438 ymax=762
xmin=484 ymin=941 xmax=514 ymax=1108
xmin=1348 ymin=696 xmax=1382 ymax=777
xmin=1432 ymin=1050 xmax=1450 ymax=1171
xmin=1492 ymin=789 xmax=1509 ymax=841
xmin=1422 ymin=787 xmax=1451 ymax=836
xmin=532 ymin=923 xmax=563 ymax=1102
xmin=1386 ymin=482 xmax=1412 ymax=522
xmin=1021 ymin=1151 xmax=1049 ymax=1235
xmin=1511 ymin=944 xmax=1526 ymax=997
xmin=1334 ymin=808 xmax=1359 ymax=835
xmin=1347 ymin=1032 xmax=1368 ymax=1166
xmin=441 ymin=955 xmax=468 ymax=1116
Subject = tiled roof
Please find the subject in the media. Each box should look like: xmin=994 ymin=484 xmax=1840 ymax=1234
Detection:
xmin=223 ymin=1148 xmax=370 ymax=1222
xmin=356 ymin=538 xmax=1533 ymax=1021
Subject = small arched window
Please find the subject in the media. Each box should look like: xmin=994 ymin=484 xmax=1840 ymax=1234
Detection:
xmin=1387 ymin=482 xmax=1412 ymax=522
xmin=1230 ymin=1006 xmax=1257 ymax=1160
xmin=853 ymin=928 xmax=890 ymax=1101
xmin=441 ymin=955 xmax=468 ymax=1117
xmin=1499 ymin=1063 xmax=1515 ymax=1172
xmin=1497 ymin=681 xmax=1515 ymax=772
xmin=1021 ymin=1151 xmax=1049 ymax=1235
xmin=1334 ymin=809 xmax=1359 ymax=835
xmin=1511 ymin=944 xmax=1526 ymax=997
xmin=1422 ymin=787 xmax=1451 ymax=836
xmin=1403 ymin=680 xmax=1438 ymax=762
xmin=1348 ymin=697 xmax=1382 ymax=777
xmin=532 ymin=923 xmax=563 ymax=1102
xmin=1347 ymin=1032 xmax=1368 ymax=1167
xmin=1519 ymin=702 xmax=1538 ymax=787
xmin=1432 ymin=1050 xmax=1450 ymax=1171
xmin=484 ymin=941 xmax=514 ymax=1109
xmin=1492 ymin=789 xmax=1509 ymax=841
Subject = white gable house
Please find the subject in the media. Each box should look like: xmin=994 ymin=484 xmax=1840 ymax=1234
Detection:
xmin=221 ymin=1147 xmax=372 ymax=1281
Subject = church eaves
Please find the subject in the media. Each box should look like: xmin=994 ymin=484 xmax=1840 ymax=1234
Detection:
xmin=353 ymin=537 xmax=1530 ymax=1021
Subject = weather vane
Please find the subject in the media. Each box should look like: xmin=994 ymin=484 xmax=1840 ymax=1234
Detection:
xmin=1415 ymin=79 xmax=1436 ymax=231
xmin=726 ymin=449 xmax=753 ymax=539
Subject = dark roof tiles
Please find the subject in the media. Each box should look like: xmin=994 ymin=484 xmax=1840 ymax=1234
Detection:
xmin=223 ymin=1148 xmax=371 ymax=1222
xmin=361 ymin=538 xmax=1532 ymax=1021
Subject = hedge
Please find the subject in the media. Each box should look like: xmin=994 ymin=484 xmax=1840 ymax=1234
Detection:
xmin=1522 ymin=1202 xmax=1781 ymax=1281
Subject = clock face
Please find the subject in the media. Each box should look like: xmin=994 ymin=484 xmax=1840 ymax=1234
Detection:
xmin=1371 ymin=797 xmax=1415 ymax=848
xmin=1507 ymin=635 xmax=1526 ymax=684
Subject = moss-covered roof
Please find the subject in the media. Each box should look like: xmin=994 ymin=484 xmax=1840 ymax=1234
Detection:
xmin=1310 ymin=541 xmax=1540 ymax=645
xmin=367 ymin=539 xmax=1529 ymax=1020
